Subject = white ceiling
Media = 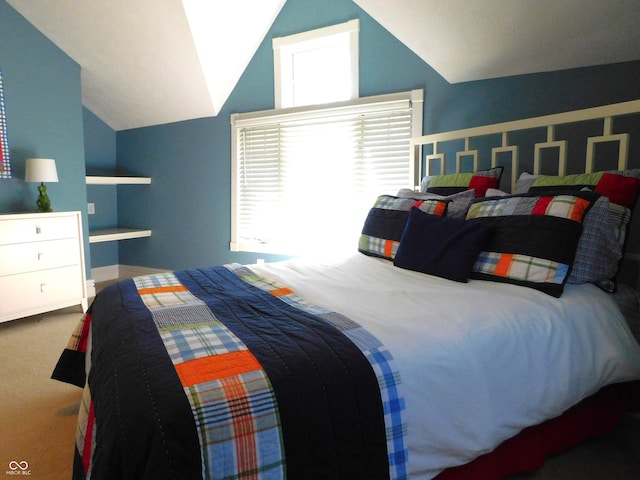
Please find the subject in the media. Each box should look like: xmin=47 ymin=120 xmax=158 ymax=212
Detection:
xmin=7 ymin=0 xmax=640 ymax=131
xmin=356 ymin=0 xmax=640 ymax=84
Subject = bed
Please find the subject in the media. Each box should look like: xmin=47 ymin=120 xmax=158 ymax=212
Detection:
xmin=53 ymin=100 xmax=640 ymax=480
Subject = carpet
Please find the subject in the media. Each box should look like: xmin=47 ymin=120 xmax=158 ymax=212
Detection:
xmin=0 ymin=307 xmax=83 ymax=480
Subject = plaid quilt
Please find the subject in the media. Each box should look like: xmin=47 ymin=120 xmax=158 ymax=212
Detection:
xmin=53 ymin=264 xmax=407 ymax=480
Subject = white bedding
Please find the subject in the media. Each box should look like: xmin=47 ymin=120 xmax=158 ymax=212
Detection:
xmin=251 ymin=253 xmax=640 ymax=479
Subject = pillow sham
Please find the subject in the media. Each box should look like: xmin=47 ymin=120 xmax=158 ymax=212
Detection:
xmin=514 ymin=170 xmax=640 ymax=196
xmin=396 ymin=188 xmax=475 ymax=219
xmin=520 ymin=183 xmax=625 ymax=289
xmin=568 ymin=195 xmax=621 ymax=289
xmin=517 ymin=169 xmax=640 ymax=210
xmin=394 ymin=208 xmax=493 ymax=282
xmin=513 ymin=172 xmax=538 ymax=195
xmin=424 ymin=167 xmax=503 ymax=198
xmin=484 ymin=188 xmax=509 ymax=197
xmin=466 ymin=191 xmax=598 ymax=297
xmin=517 ymin=170 xmax=640 ymax=280
xmin=359 ymin=195 xmax=448 ymax=260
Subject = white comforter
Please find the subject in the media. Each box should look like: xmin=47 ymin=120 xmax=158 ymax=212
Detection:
xmin=251 ymin=253 xmax=640 ymax=479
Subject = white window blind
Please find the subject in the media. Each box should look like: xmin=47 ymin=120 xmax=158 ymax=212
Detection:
xmin=231 ymin=89 xmax=423 ymax=255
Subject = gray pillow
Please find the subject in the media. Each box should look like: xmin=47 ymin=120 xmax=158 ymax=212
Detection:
xmin=568 ymin=195 xmax=622 ymax=289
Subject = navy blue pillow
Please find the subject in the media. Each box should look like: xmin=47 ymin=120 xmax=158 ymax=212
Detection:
xmin=394 ymin=208 xmax=493 ymax=282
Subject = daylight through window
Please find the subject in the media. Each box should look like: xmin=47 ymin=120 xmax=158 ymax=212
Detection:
xmin=231 ymin=89 xmax=424 ymax=256
xmin=274 ymin=19 xmax=359 ymax=109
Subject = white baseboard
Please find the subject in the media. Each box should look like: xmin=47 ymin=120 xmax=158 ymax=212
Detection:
xmin=86 ymin=278 xmax=96 ymax=298
xmin=90 ymin=264 xmax=169 ymax=283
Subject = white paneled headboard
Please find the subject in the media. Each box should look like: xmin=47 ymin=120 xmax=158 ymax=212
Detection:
xmin=411 ymin=99 xmax=640 ymax=192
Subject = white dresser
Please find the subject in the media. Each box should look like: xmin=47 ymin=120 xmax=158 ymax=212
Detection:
xmin=0 ymin=211 xmax=87 ymax=323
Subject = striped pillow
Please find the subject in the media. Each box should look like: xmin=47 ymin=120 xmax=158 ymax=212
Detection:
xmin=424 ymin=167 xmax=503 ymax=198
xmin=396 ymin=188 xmax=475 ymax=219
xmin=466 ymin=192 xmax=598 ymax=297
xmin=359 ymin=195 xmax=448 ymax=260
xmin=515 ymin=170 xmax=640 ymax=289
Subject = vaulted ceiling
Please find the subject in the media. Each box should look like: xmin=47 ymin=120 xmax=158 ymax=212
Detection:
xmin=7 ymin=0 xmax=640 ymax=131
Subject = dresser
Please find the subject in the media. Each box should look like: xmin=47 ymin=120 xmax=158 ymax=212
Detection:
xmin=0 ymin=211 xmax=87 ymax=323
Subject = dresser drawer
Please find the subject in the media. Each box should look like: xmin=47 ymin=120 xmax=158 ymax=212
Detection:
xmin=0 ymin=213 xmax=79 ymax=245
xmin=0 ymin=266 xmax=84 ymax=319
xmin=0 ymin=238 xmax=81 ymax=276
xmin=0 ymin=211 xmax=87 ymax=322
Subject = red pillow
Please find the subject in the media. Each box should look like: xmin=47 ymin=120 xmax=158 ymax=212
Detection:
xmin=595 ymin=173 xmax=640 ymax=208
xmin=469 ymin=175 xmax=499 ymax=198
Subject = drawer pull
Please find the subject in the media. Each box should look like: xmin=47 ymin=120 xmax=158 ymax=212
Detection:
xmin=38 ymin=252 xmax=44 ymax=261
xmin=36 ymin=225 xmax=42 ymax=234
xmin=40 ymin=283 xmax=48 ymax=293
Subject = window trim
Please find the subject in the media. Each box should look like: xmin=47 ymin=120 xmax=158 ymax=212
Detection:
xmin=273 ymin=19 xmax=359 ymax=109
xmin=230 ymin=89 xmax=424 ymax=254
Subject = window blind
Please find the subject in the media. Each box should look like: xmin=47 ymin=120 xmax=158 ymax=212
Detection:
xmin=231 ymin=90 xmax=423 ymax=255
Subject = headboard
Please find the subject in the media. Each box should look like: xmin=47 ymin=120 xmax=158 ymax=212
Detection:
xmin=409 ymin=99 xmax=640 ymax=290
xmin=411 ymin=99 xmax=640 ymax=193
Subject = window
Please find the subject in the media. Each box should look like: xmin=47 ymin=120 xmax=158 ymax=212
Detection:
xmin=273 ymin=19 xmax=359 ymax=109
xmin=231 ymin=89 xmax=424 ymax=256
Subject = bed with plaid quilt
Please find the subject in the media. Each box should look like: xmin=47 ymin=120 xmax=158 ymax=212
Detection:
xmin=52 ymin=264 xmax=407 ymax=480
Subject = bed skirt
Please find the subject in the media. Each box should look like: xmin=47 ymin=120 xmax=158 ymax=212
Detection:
xmin=435 ymin=381 xmax=640 ymax=480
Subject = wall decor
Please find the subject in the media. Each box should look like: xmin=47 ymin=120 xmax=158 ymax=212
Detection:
xmin=0 ymin=69 xmax=10 ymax=179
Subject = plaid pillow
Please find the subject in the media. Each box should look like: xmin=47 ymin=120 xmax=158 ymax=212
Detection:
xmin=396 ymin=188 xmax=475 ymax=219
xmin=516 ymin=170 xmax=640 ymax=289
xmin=359 ymin=195 xmax=448 ymax=260
xmin=568 ymin=196 xmax=621 ymax=290
xmin=466 ymin=192 xmax=598 ymax=297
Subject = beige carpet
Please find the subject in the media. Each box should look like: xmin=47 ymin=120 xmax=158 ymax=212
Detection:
xmin=1 ymin=302 xmax=639 ymax=480
xmin=0 ymin=307 xmax=84 ymax=480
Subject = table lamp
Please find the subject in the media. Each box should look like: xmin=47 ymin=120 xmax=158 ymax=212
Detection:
xmin=25 ymin=158 xmax=58 ymax=212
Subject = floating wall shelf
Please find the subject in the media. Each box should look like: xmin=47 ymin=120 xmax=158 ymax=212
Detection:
xmin=86 ymin=176 xmax=151 ymax=185
xmin=86 ymin=175 xmax=152 ymax=244
xmin=89 ymin=227 xmax=152 ymax=243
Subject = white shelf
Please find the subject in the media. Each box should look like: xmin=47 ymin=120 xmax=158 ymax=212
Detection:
xmin=86 ymin=176 xmax=151 ymax=185
xmin=89 ymin=228 xmax=152 ymax=243
xmin=86 ymin=175 xmax=152 ymax=245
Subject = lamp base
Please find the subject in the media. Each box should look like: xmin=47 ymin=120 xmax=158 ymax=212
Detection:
xmin=36 ymin=183 xmax=53 ymax=213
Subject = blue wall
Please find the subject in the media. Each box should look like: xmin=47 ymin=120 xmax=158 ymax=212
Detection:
xmin=116 ymin=0 xmax=450 ymax=270
xmin=117 ymin=0 xmax=640 ymax=272
xmin=4 ymin=0 xmax=640 ymax=278
xmin=0 ymin=0 xmax=91 ymax=275
xmin=84 ymin=108 xmax=119 ymax=268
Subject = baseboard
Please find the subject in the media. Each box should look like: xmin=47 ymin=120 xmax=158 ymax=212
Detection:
xmin=90 ymin=264 xmax=169 ymax=283
xmin=86 ymin=278 xmax=96 ymax=298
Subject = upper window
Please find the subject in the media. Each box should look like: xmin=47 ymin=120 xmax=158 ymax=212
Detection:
xmin=273 ymin=19 xmax=359 ymax=109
